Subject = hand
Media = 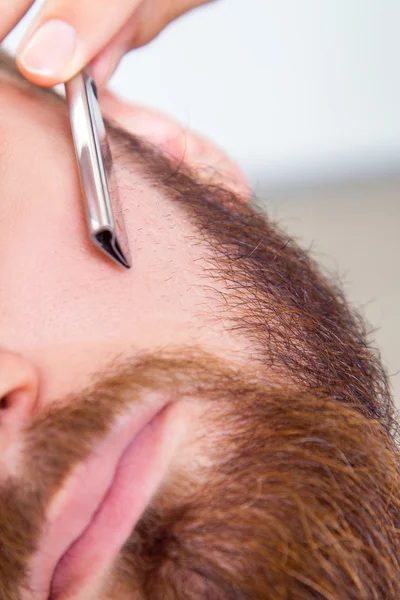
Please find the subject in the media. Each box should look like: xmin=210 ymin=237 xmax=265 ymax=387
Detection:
xmin=1 ymin=0 xmax=212 ymax=87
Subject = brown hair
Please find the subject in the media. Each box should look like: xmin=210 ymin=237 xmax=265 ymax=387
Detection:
xmin=99 ymin=357 xmax=400 ymax=600
xmin=114 ymin=126 xmax=396 ymax=427
xmin=0 ymin=49 xmax=398 ymax=599
xmin=102 ymin=133 xmax=400 ymax=597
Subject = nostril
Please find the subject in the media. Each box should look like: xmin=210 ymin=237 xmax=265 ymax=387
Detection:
xmin=0 ymin=394 xmax=19 ymax=411
xmin=0 ymin=352 xmax=39 ymax=426
xmin=0 ymin=390 xmax=36 ymax=434
xmin=1 ymin=391 xmax=24 ymax=411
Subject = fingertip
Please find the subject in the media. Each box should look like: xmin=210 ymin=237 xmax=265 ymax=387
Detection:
xmin=17 ymin=19 xmax=78 ymax=87
xmin=15 ymin=59 xmax=56 ymax=88
xmin=87 ymin=50 xmax=122 ymax=89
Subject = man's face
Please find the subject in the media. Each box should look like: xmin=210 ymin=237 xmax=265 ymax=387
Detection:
xmin=0 ymin=55 xmax=250 ymax=600
xmin=0 ymin=55 xmax=399 ymax=600
xmin=0 ymin=67 xmax=248 ymax=403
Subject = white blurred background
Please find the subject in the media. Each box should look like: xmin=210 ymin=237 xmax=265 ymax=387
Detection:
xmin=4 ymin=0 xmax=400 ymax=404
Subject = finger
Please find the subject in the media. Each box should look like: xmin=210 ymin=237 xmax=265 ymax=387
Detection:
xmin=85 ymin=0 xmax=168 ymax=88
xmin=126 ymin=0 xmax=213 ymax=49
xmin=16 ymin=0 xmax=143 ymax=87
xmin=0 ymin=0 xmax=34 ymax=43
xmin=87 ymin=10 xmax=141 ymax=88
xmin=89 ymin=0 xmax=213 ymax=88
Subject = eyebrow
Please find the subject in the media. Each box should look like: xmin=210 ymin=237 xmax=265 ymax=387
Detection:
xmin=0 ymin=46 xmax=395 ymax=436
xmin=0 ymin=48 xmax=246 ymax=200
xmin=0 ymin=48 xmax=247 ymax=222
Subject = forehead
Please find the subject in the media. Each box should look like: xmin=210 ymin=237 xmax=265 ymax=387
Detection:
xmin=0 ymin=67 xmax=249 ymax=403
xmin=0 ymin=68 xmax=80 ymax=241
xmin=0 ymin=63 xmax=72 ymax=176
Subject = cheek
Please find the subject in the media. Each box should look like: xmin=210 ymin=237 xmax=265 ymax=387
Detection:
xmin=0 ymin=128 xmax=229 ymax=403
xmin=0 ymin=89 xmax=248 ymax=406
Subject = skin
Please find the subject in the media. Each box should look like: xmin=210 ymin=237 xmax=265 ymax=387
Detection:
xmin=0 ymin=7 xmax=399 ymax=598
xmin=0 ymin=64 xmax=249 ymax=403
xmin=0 ymin=0 xmax=213 ymax=87
xmin=0 ymin=60 xmax=399 ymax=600
xmin=0 ymin=59 xmax=252 ymax=599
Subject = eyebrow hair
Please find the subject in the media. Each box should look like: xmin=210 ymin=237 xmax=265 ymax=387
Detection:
xmin=1 ymin=47 xmax=400 ymax=600
xmin=108 ymin=117 xmax=397 ymax=433
xmin=0 ymin=48 xmax=396 ymax=439
xmin=0 ymin=48 xmax=244 ymax=209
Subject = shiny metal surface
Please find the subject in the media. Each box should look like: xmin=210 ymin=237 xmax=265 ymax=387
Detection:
xmin=65 ymin=71 xmax=132 ymax=269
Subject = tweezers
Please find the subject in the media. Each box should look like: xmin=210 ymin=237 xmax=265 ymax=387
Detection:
xmin=65 ymin=71 xmax=132 ymax=269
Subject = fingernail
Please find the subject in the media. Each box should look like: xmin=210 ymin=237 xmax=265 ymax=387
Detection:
xmin=19 ymin=20 xmax=77 ymax=76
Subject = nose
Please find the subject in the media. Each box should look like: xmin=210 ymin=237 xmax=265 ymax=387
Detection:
xmin=0 ymin=350 xmax=39 ymax=440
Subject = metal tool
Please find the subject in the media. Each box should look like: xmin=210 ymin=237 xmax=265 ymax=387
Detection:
xmin=65 ymin=71 xmax=132 ymax=269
